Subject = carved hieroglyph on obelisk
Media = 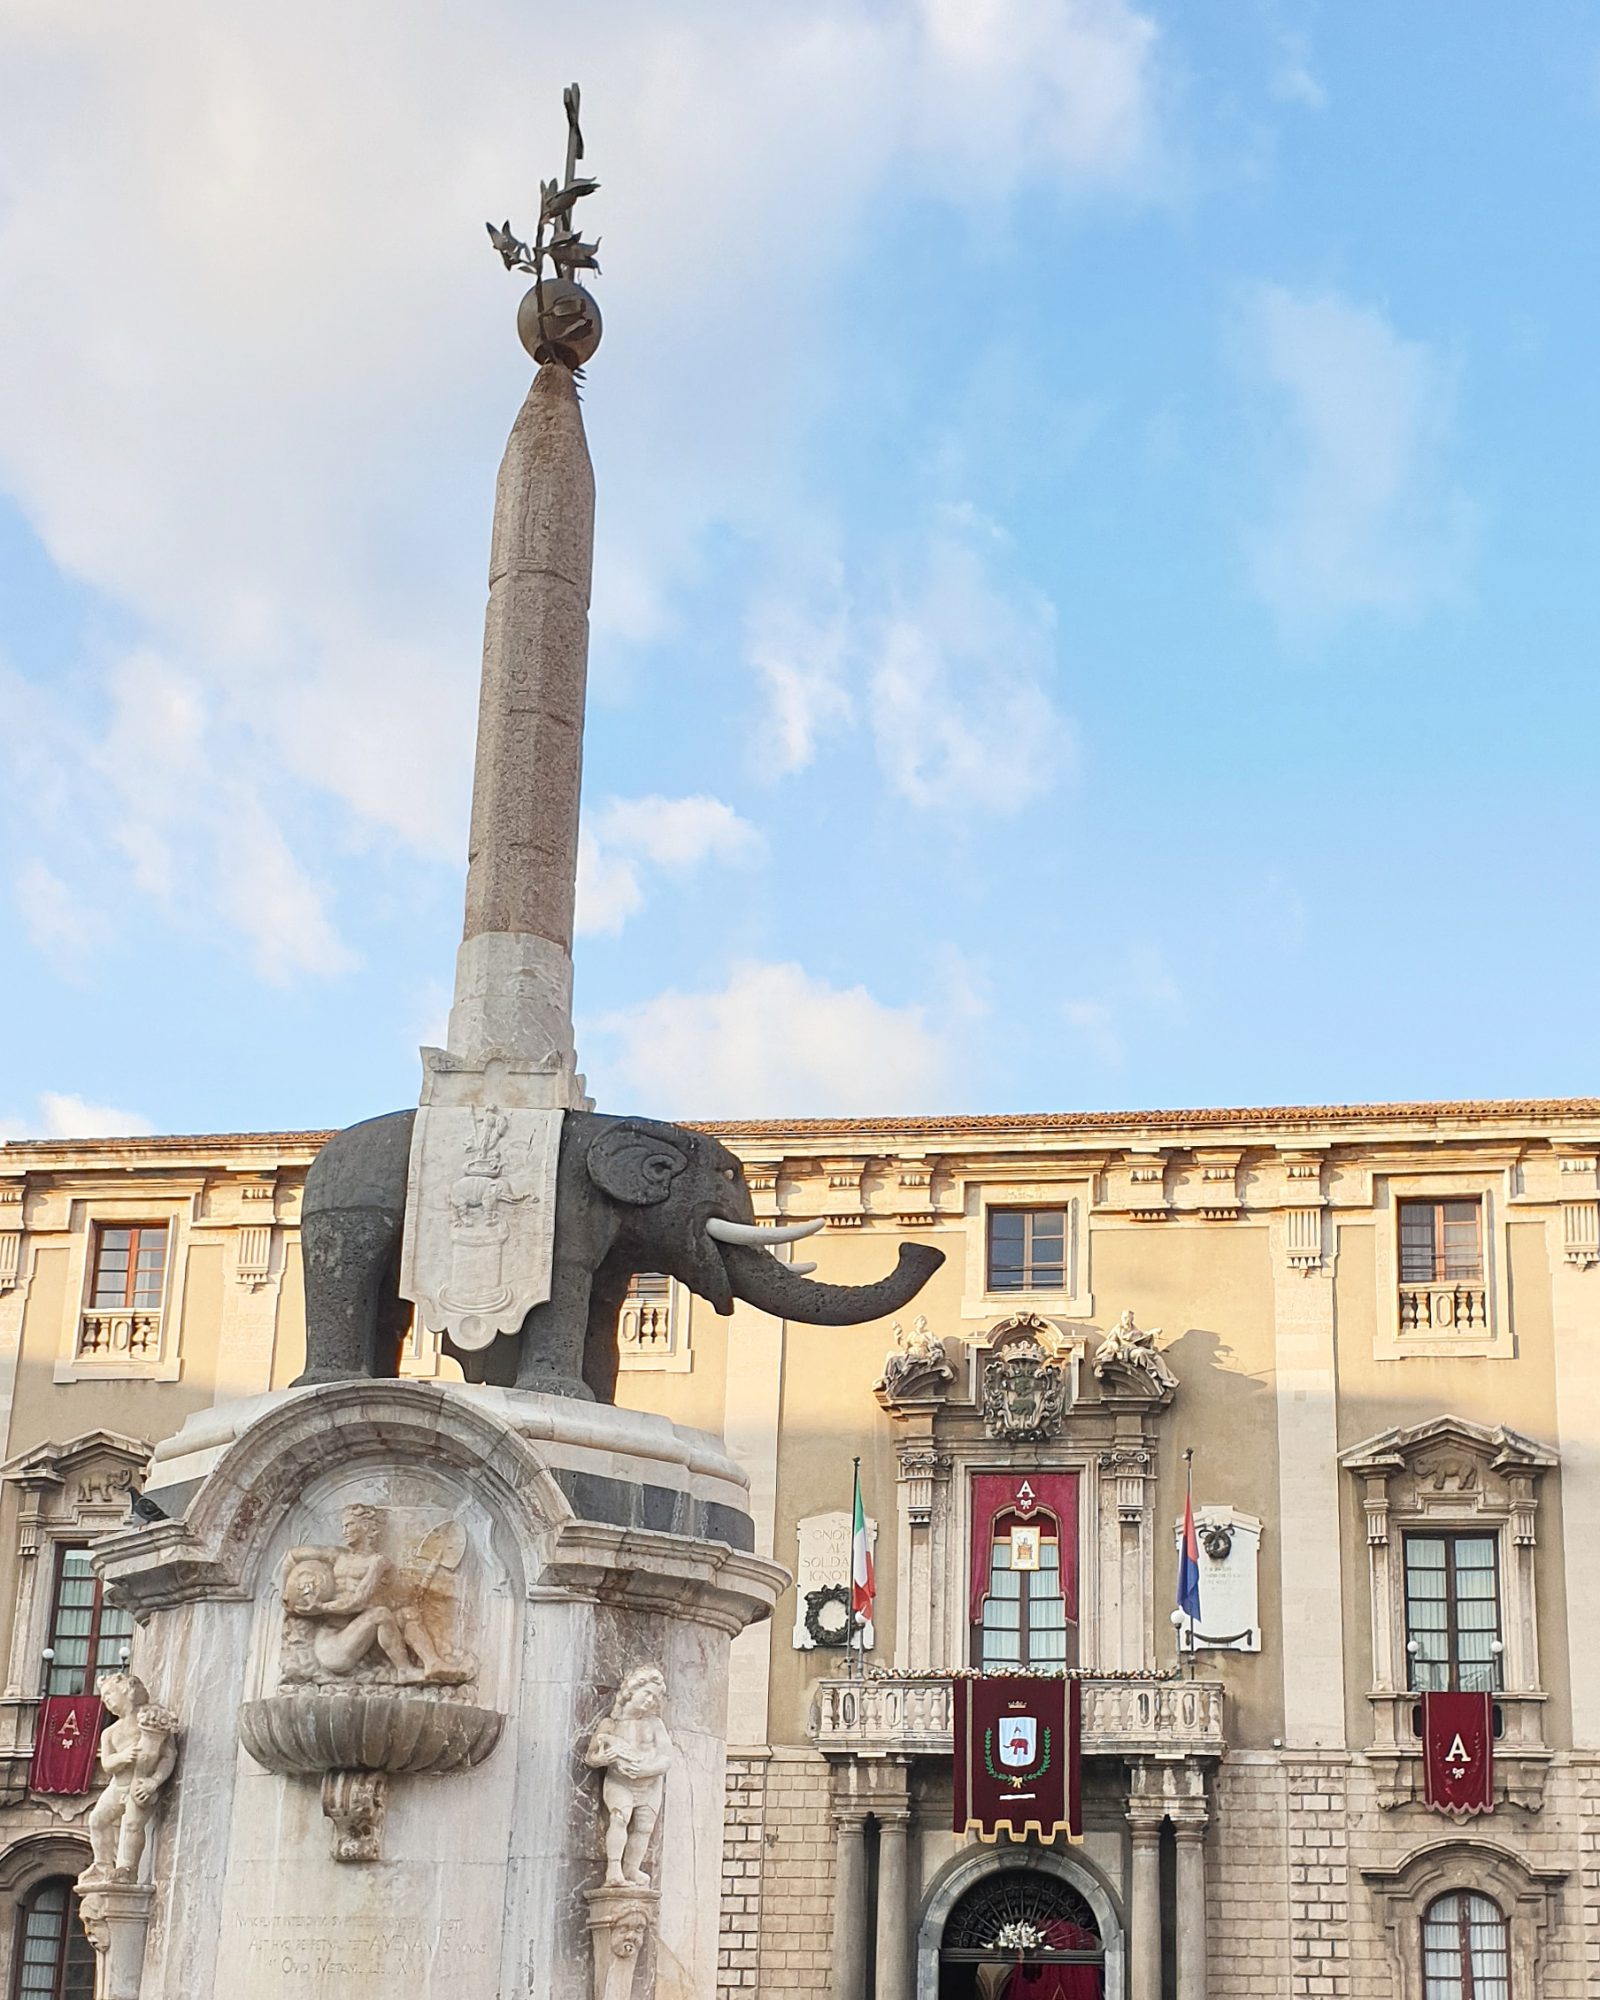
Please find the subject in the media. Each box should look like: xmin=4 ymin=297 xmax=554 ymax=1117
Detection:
xmin=400 ymin=86 xmax=604 ymax=1352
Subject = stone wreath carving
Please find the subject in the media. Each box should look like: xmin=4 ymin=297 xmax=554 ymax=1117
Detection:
xmin=802 ymin=1585 xmax=853 ymax=1650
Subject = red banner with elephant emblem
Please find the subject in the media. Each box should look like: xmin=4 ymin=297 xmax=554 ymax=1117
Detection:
xmin=953 ymin=1675 xmax=1081 ymax=1844
xmin=1422 ymin=1690 xmax=1494 ymax=1816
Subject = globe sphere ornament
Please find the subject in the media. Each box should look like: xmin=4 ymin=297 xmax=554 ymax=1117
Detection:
xmin=518 ymin=278 xmax=602 ymax=370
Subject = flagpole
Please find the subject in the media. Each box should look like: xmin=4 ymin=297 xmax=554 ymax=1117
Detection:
xmin=851 ymin=1455 xmax=862 ymax=1684
xmin=1183 ymin=1446 xmax=1196 ymax=1683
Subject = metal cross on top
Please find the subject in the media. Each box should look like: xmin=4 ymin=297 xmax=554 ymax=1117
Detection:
xmin=487 ymin=80 xmax=602 ymax=290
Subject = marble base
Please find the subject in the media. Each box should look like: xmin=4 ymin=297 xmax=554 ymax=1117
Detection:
xmin=94 ymin=1382 xmax=785 ymax=2000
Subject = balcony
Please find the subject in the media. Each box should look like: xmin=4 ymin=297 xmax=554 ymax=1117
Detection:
xmin=809 ymin=1673 xmax=1225 ymax=1760
xmin=77 ymin=1309 xmax=163 ymax=1361
xmin=1398 ymin=1283 xmax=1487 ymax=1333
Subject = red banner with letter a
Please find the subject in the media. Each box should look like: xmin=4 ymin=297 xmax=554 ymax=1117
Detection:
xmin=953 ymin=1676 xmax=1081 ymax=1844
xmin=29 ymin=1695 xmax=106 ymax=1795
xmin=1422 ymin=1691 xmax=1494 ymax=1816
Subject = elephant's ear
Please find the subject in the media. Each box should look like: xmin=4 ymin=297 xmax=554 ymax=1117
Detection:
xmin=587 ymin=1124 xmax=689 ymax=1207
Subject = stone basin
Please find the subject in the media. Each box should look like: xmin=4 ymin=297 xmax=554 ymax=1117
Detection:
xmin=239 ymin=1691 xmax=504 ymax=1777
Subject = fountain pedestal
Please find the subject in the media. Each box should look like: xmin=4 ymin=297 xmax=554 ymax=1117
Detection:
xmin=93 ymin=1380 xmax=783 ymax=2000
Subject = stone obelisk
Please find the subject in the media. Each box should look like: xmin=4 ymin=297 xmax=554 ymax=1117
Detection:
xmin=398 ymin=104 xmax=607 ymax=1354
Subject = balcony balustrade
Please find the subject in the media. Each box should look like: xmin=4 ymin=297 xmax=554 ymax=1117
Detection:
xmin=809 ymin=1672 xmax=1225 ymax=1759
xmin=77 ymin=1309 xmax=162 ymax=1361
xmin=1398 ymin=1283 xmax=1488 ymax=1332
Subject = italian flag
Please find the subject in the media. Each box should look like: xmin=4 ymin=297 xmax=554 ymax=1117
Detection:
xmin=851 ymin=1469 xmax=875 ymax=1626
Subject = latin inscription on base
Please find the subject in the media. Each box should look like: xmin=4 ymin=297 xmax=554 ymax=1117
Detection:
xmin=230 ymin=1913 xmax=492 ymax=1985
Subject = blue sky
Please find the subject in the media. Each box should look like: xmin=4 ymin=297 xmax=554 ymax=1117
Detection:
xmin=1 ymin=2 xmax=1597 ymax=1138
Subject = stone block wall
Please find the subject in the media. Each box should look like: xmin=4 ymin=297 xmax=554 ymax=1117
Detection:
xmin=1207 ymin=1754 xmax=1600 ymax=2000
xmin=718 ymin=1755 xmax=769 ymax=1995
xmin=716 ymin=1748 xmax=835 ymax=1998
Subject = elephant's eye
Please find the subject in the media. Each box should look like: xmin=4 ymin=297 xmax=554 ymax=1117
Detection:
xmin=721 ymin=1167 xmax=736 ymax=1182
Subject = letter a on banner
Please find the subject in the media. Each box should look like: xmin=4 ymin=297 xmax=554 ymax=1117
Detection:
xmin=952 ymin=1675 xmax=1082 ymax=1843
xmin=1422 ymin=1690 xmax=1494 ymax=1816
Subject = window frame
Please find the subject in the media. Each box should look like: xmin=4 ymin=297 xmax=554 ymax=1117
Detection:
xmin=972 ymin=1509 xmax=1078 ymax=1672
xmin=1403 ymin=1531 xmax=1503 ymax=1695
xmin=42 ymin=1543 xmax=134 ymax=1699
xmin=86 ymin=1222 xmax=170 ymax=1313
xmin=985 ymin=1207 xmax=1070 ymax=1296
xmin=1398 ymin=1198 xmax=1485 ymax=1285
xmin=1373 ymin=1174 xmax=1511 ymax=1362
xmin=54 ymin=1195 xmax=193 ymax=1384
xmin=1421 ymin=1889 xmax=1512 ymax=2000
xmin=9 ymin=1875 xmax=95 ymax=2000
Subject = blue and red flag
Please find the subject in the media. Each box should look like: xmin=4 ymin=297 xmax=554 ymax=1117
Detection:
xmin=1177 ymin=1486 xmax=1202 ymax=1624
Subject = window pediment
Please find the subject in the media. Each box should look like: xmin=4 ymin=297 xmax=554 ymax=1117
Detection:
xmin=1340 ymin=1418 xmax=1555 ymax=1540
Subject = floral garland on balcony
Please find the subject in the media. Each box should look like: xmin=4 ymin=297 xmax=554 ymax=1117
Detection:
xmin=855 ymin=1664 xmax=1181 ymax=1683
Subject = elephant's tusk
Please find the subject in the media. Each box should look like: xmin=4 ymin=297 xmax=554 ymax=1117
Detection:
xmin=788 ymin=1261 xmax=818 ymax=1277
xmin=706 ymin=1217 xmax=825 ymax=1247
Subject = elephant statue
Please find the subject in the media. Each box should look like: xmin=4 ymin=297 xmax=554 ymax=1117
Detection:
xmin=294 ymin=1109 xmax=944 ymax=1402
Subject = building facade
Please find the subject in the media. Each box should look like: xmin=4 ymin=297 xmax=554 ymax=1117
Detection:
xmin=0 ymin=1101 xmax=1596 ymax=1997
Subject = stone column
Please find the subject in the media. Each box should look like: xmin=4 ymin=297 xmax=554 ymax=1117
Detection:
xmin=830 ymin=1810 xmax=869 ymax=2000
xmin=1174 ymin=1821 xmax=1208 ymax=2000
xmin=1127 ymin=1806 xmax=1164 ymax=2000
xmin=875 ymin=1811 xmax=912 ymax=2000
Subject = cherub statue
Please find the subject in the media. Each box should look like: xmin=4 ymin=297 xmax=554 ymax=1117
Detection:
xmin=82 ymin=1672 xmax=179 ymax=1884
xmin=281 ymin=1505 xmax=474 ymax=1687
xmin=1093 ymin=1309 xmax=1178 ymax=1391
xmin=584 ymin=1665 xmax=674 ymax=1888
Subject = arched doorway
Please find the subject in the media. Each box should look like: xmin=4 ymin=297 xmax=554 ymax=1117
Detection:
xmin=934 ymin=1866 xmax=1108 ymax=1999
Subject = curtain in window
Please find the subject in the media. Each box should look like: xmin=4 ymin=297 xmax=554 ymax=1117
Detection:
xmin=1422 ymin=1891 xmax=1511 ymax=2000
xmin=13 ymin=1878 xmax=96 ymax=2000
xmin=969 ymin=1474 xmax=1079 ymax=1625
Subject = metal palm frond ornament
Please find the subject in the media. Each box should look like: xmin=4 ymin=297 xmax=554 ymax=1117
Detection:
xmin=488 ymin=82 xmax=602 ymax=369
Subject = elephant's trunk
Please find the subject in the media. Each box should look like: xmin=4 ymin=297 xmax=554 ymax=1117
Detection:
xmin=720 ymin=1240 xmax=944 ymax=1325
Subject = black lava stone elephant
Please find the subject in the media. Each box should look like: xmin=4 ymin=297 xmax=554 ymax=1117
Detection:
xmin=294 ymin=1109 xmax=944 ymax=1402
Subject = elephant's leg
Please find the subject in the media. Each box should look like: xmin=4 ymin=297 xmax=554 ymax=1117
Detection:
xmin=293 ymin=1110 xmax=415 ymax=1385
xmin=513 ymin=1261 xmax=597 ymax=1399
xmin=581 ymin=1258 xmax=632 ymax=1405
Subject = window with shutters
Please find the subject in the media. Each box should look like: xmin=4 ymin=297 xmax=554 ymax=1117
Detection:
xmin=1398 ymin=1200 xmax=1487 ymax=1335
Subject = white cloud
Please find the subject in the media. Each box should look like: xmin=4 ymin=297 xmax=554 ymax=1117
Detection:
xmin=13 ymin=859 xmax=107 ymax=979
xmin=1238 ymin=284 xmax=1473 ymax=629
xmin=746 ymin=588 xmax=856 ymax=778
xmin=588 ymin=959 xmax=957 ymax=1117
xmin=869 ymin=517 xmax=1072 ymax=808
xmin=0 ymin=1093 xmax=156 ymax=1142
xmin=0 ymin=0 xmax=1161 ymax=974
xmin=748 ymin=511 xmax=1075 ymax=810
xmin=576 ymin=793 xmax=763 ymax=937
xmin=1268 ymin=29 xmax=1327 ymax=110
